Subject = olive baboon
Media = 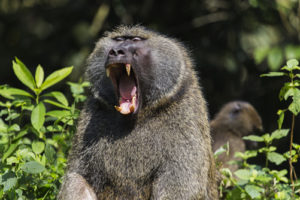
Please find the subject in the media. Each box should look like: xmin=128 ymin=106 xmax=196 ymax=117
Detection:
xmin=211 ymin=101 xmax=263 ymax=171
xmin=58 ymin=25 xmax=218 ymax=200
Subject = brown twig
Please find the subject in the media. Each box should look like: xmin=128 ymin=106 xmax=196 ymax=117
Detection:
xmin=289 ymin=114 xmax=295 ymax=193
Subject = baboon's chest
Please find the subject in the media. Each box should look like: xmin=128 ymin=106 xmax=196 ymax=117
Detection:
xmin=99 ymin=132 xmax=161 ymax=181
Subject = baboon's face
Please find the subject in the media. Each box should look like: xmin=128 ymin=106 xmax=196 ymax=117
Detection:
xmin=105 ymin=36 xmax=149 ymax=114
xmin=87 ymin=26 xmax=184 ymax=115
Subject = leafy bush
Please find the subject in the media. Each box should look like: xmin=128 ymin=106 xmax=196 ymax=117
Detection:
xmin=0 ymin=59 xmax=89 ymax=199
xmin=219 ymin=59 xmax=300 ymax=200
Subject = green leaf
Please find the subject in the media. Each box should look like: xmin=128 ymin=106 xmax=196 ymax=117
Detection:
xmin=285 ymin=45 xmax=300 ymax=60
xmin=234 ymin=169 xmax=251 ymax=180
xmin=267 ymin=47 xmax=283 ymax=71
xmin=12 ymin=58 xmax=36 ymax=91
xmin=40 ymin=66 xmax=73 ymax=90
xmin=6 ymin=156 xmax=18 ymax=165
xmin=44 ymin=99 xmax=70 ymax=110
xmin=45 ymin=143 xmax=56 ymax=164
xmin=2 ymin=172 xmax=17 ymax=192
xmin=32 ymin=141 xmax=45 ymax=154
xmin=46 ymin=110 xmax=70 ymax=118
xmin=284 ymin=88 xmax=300 ymax=100
xmin=254 ymin=47 xmax=269 ymax=64
xmin=271 ymin=129 xmax=289 ymax=140
xmin=35 ymin=65 xmax=44 ymax=88
xmin=8 ymin=124 xmax=20 ymax=132
xmin=43 ymin=91 xmax=69 ymax=106
xmin=22 ymin=161 xmax=45 ymax=174
xmin=31 ymin=102 xmax=46 ymax=131
xmin=289 ymin=101 xmax=300 ymax=115
xmin=243 ymin=135 xmax=264 ymax=142
xmin=13 ymin=129 xmax=28 ymax=141
xmin=260 ymin=72 xmax=286 ymax=77
xmin=0 ymin=119 xmax=7 ymax=133
xmin=2 ymin=142 xmax=18 ymax=161
xmin=287 ymin=59 xmax=299 ymax=68
xmin=245 ymin=185 xmax=263 ymax=199
xmin=267 ymin=152 xmax=286 ymax=165
xmin=277 ymin=109 xmax=285 ymax=129
xmin=0 ymin=87 xmax=34 ymax=99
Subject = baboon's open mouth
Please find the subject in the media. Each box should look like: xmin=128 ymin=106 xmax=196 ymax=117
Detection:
xmin=106 ymin=63 xmax=139 ymax=115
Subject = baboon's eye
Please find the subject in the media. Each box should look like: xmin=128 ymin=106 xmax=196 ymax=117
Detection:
xmin=132 ymin=37 xmax=142 ymax=42
xmin=114 ymin=37 xmax=125 ymax=42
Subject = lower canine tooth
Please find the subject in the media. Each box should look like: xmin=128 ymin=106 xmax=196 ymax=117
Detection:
xmin=114 ymin=105 xmax=122 ymax=112
xmin=106 ymin=68 xmax=110 ymax=77
xmin=126 ymin=64 xmax=131 ymax=76
xmin=129 ymin=105 xmax=135 ymax=112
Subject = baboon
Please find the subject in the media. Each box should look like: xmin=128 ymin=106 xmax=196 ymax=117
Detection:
xmin=58 ymin=25 xmax=218 ymax=200
xmin=211 ymin=101 xmax=263 ymax=171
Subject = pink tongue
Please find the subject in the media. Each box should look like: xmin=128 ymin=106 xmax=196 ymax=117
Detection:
xmin=119 ymin=75 xmax=136 ymax=99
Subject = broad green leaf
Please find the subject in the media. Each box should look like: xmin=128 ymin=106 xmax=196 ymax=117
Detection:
xmin=2 ymin=172 xmax=17 ymax=192
xmin=17 ymin=148 xmax=35 ymax=160
xmin=22 ymin=161 xmax=45 ymax=174
xmin=0 ymin=118 xmax=8 ymax=133
xmin=12 ymin=58 xmax=36 ymax=90
xmin=287 ymin=59 xmax=299 ymax=68
xmin=8 ymin=124 xmax=20 ymax=132
xmin=254 ymin=47 xmax=269 ymax=64
xmin=35 ymin=65 xmax=44 ymax=88
xmin=44 ymin=99 xmax=70 ymax=110
xmin=0 ymin=88 xmax=34 ymax=99
xmin=279 ymin=84 xmax=290 ymax=101
xmin=284 ymin=88 xmax=300 ymax=100
xmin=41 ymin=66 xmax=73 ymax=90
xmin=243 ymin=135 xmax=264 ymax=142
xmin=13 ymin=129 xmax=28 ymax=141
xmin=260 ymin=72 xmax=286 ymax=77
xmin=2 ymin=142 xmax=18 ymax=161
xmin=267 ymin=152 xmax=286 ymax=165
xmin=6 ymin=156 xmax=18 ymax=165
xmin=267 ymin=47 xmax=283 ymax=71
xmin=234 ymin=169 xmax=251 ymax=180
xmin=45 ymin=143 xmax=56 ymax=163
xmin=31 ymin=102 xmax=46 ymax=131
xmin=275 ymin=191 xmax=286 ymax=199
xmin=32 ymin=141 xmax=45 ymax=154
xmin=271 ymin=129 xmax=289 ymax=140
xmin=43 ymin=91 xmax=69 ymax=106
xmin=214 ymin=147 xmax=226 ymax=157
xmin=289 ymin=101 xmax=300 ymax=115
xmin=245 ymin=185 xmax=263 ymax=199
xmin=46 ymin=110 xmax=70 ymax=118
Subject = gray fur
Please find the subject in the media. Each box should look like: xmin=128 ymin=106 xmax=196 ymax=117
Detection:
xmin=58 ymin=25 xmax=218 ymax=200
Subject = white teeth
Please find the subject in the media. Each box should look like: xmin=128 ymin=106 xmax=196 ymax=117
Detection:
xmin=106 ymin=68 xmax=110 ymax=77
xmin=126 ymin=64 xmax=131 ymax=76
xmin=132 ymin=95 xmax=136 ymax=104
xmin=114 ymin=105 xmax=122 ymax=112
xmin=129 ymin=104 xmax=135 ymax=113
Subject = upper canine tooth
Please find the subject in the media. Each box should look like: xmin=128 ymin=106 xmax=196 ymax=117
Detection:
xmin=126 ymin=64 xmax=131 ymax=76
xmin=106 ymin=68 xmax=110 ymax=77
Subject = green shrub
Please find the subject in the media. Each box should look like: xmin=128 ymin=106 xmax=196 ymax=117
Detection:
xmin=219 ymin=59 xmax=300 ymax=200
xmin=0 ymin=58 xmax=89 ymax=199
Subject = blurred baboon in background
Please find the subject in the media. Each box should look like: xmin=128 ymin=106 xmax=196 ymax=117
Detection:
xmin=211 ymin=101 xmax=263 ymax=171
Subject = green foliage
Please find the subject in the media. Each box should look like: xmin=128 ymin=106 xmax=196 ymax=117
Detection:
xmin=218 ymin=59 xmax=300 ymax=199
xmin=0 ymin=59 xmax=89 ymax=199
